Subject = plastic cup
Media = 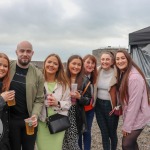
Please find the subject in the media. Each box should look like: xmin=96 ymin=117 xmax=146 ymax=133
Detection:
xmin=71 ymin=83 xmax=78 ymax=92
xmin=7 ymin=91 xmax=16 ymax=106
xmin=24 ymin=118 xmax=34 ymax=135
xmin=71 ymin=83 xmax=78 ymax=103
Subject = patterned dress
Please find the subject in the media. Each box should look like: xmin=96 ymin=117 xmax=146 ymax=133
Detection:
xmin=62 ymin=105 xmax=80 ymax=150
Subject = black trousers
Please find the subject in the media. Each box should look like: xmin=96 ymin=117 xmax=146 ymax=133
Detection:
xmin=95 ymin=99 xmax=119 ymax=150
xmin=0 ymin=138 xmax=11 ymax=150
xmin=9 ymin=118 xmax=37 ymax=150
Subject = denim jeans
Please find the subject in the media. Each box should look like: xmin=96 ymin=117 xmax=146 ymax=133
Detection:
xmin=78 ymin=108 xmax=95 ymax=150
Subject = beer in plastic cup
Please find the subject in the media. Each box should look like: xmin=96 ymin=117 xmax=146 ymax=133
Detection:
xmin=7 ymin=91 xmax=16 ymax=106
xmin=24 ymin=118 xmax=34 ymax=135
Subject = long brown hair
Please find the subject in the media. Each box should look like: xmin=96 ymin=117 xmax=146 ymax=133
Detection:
xmin=115 ymin=50 xmax=150 ymax=104
xmin=66 ymin=55 xmax=83 ymax=90
xmin=0 ymin=53 xmax=10 ymax=92
xmin=83 ymin=54 xmax=97 ymax=84
xmin=43 ymin=54 xmax=69 ymax=89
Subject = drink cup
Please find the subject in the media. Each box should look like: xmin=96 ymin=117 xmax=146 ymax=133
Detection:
xmin=24 ymin=118 xmax=35 ymax=135
xmin=71 ymin=83 xmax=78 ymax=103
xmin=7 ymin=90 xmax=16 ymax=106
xmin=71 ymin=83 xmax=78 ymax=93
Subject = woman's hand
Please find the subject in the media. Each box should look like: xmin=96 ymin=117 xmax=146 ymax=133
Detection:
xmin=1 ymin=90 xmax=15 ymax=102
xmin=47 ymin=94 xmax=58 ymax=106
xmin=122 ymin=130 xmax=129 ymax=137
xmin=70 ymin=90 xmax=81 ymax=99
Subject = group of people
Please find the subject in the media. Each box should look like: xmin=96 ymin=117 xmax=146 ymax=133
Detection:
xmin=0 ymin=40 xmax=150 ymax=150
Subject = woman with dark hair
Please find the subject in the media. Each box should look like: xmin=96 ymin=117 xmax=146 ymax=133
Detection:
xmin=78 ymin=54 xmax=97 ymax=150
xmin=0 ymin=53 xmax=15 ymax=150
xmin=115 ymin=50 xmax=150 ymax=150
xmin=63 ymin=55 xmax=91 ymax=150
xmin=94 ymin=51 xmax=119 ymax=150
xmin=36 ymin=54 xmax=71 ymax=150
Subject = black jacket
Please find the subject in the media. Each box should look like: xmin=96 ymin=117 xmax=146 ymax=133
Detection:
xmin=0 ymin=96 xmax=11 ymax=150
xmin=76 ymin=76 xmax=93 ymax=134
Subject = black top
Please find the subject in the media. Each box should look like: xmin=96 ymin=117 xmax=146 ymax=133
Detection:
xmin=10 ymin=65 xmax=29 ymax=119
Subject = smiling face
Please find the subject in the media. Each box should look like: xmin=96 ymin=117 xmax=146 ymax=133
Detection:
xmin=0 ymin=57 xmax=9 ymax=79
xmin=100 ymin=53 xmax=113 ymax=70
xmin=115 ymin=52 xmax=128 ymax=71
xmin=84 ymin=57 xmax=95 ymax=75
xmin=69 ymin=58 xmax=82 ymax=77
xmin=44 ymin=56 xmax=59 ymax=76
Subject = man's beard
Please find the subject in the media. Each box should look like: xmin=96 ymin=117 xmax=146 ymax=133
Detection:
xmin=18 ymin=58 xmax=31 ymax=66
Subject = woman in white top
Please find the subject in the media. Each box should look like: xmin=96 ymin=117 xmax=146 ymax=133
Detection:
xmin=94 ymin=51 xmax=119 ymax=150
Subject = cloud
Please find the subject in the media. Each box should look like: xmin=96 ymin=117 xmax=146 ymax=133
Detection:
xmin=0 ymin=0 xmax=150 ymax=61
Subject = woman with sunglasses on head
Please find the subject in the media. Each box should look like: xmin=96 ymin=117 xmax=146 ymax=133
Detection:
xmin=0 ymin=53 xmax=15 ymax=150
xmin=94 ymin=51 xmax=119 ymax=150
xmin=36 ymin=54 xmax=71 ymax=150
xmin=115 ymin=50 xmax=150 ymax=150
xmin=78 ymin=54 xmax=97 ymax=150
xmin=63 ymin=55 xmax=92 ymax=150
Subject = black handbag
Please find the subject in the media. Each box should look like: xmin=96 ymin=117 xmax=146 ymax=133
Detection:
xmin=46 ymin=107 xmax=71 ymax=134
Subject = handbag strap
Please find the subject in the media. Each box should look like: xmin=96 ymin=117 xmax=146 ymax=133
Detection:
xmin=45 ymin=107 xmax=49 ymax=118
xmin=82 ymin=81 xmax=91 ymax=96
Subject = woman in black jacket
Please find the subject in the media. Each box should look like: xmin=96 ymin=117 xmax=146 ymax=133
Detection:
xmin=78 ymin=54 xmax=97 ymax=150
xmin=0 ymin=53 xmax=15 ymax=150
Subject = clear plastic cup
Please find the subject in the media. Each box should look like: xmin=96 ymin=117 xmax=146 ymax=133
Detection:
xmin=7 ymin=90 xmax=16 ymax=106
xmin=24 ymin=118 xmax=34 ymax=135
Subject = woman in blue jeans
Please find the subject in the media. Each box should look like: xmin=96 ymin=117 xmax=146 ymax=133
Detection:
xmin=78 ymin=54 xmax=97 ymax=150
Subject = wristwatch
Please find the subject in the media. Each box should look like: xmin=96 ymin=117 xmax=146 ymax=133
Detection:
xmin=57 ymin=101 xmax=61 ymax=108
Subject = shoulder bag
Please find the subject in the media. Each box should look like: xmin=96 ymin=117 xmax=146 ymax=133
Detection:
xmin=45 ymin=107 xmax=71 ymax=134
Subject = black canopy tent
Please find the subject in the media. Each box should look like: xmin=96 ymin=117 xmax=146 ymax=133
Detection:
xmin=129 ymin=26 xmax=150 ymax=87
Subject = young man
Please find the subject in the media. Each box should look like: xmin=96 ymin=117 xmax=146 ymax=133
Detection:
xmin=9 ymin=41 xmax=44 ymax=150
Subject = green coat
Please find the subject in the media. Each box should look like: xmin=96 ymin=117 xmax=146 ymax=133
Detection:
xmin=10 ymin=60 xmax=44 ymax=118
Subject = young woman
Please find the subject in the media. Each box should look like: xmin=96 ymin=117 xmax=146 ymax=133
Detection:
xmin=36 ymin=54 xmax=71 ymax=150
xmin=0 ymin=53 xmax=15 ymax=150
xmin=115 ymin=50 xmax=150 ymax=150
xmin=63 ymin=55 xmax=92 ymax=150
xmin=78 ymin=54 xmax=97 ymax=150
xmin=94 ymin=51 xmax=119 ymax=150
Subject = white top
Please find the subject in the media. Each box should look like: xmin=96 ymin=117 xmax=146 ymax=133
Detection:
xmin=97 ymin=68 xmax=114 ymax=100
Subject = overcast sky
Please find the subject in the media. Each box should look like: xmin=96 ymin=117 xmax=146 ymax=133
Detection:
xmin=0 ymin=0 xmax=150 ymax=61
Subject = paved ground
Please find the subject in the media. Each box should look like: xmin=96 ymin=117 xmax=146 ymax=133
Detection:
xmin=91 ymin=116 xmax=150 ymax=150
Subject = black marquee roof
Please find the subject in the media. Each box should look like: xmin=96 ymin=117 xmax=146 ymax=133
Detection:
xmin=129 ymin=26 xmax=150 ymax=45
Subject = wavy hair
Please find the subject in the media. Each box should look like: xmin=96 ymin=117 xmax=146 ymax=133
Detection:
xmin=0 ymin=53 xmax=10 ymax=92
xmin=66 ymin=55 xmax=83 ymax=90
xmin=43 ymin=54 xmax=69 ymax=89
